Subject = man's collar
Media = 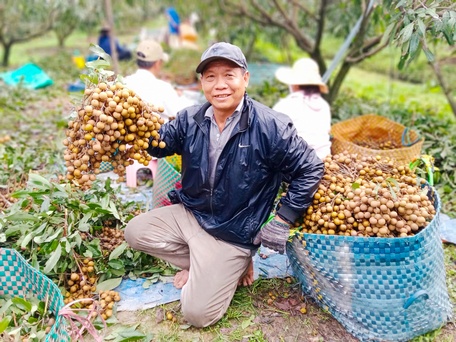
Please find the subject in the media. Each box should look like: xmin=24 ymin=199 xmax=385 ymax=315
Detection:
xmin=204 ymin=98 xmax=244 ymax=119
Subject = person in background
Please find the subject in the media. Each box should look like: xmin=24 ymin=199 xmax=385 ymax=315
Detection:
xmin=273 ymin=58 xmax=331 ymax=160
xmin=123 ymin=40 xmax=193 ymax=121
xmin=98 ymin=26 xmax=132 ymax=61
xmin=124 ymin=42 xmax=324 ymax=327
xmin=165 ymin=7 xmax=181 ymax=49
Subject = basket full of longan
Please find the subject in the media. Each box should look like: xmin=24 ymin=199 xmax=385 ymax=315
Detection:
xmin=286 ymin=152 xmax=453 ymax=342
xmin=63 ymin=81 xmax=166 ymax=188
xmin=330 ymin=114 xmax=424 ymax=164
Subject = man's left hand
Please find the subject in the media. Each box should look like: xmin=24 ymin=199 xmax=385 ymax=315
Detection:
xmin=254 ymin=216 xmax=290 ymax=254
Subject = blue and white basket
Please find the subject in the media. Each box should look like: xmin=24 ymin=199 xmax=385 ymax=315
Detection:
xmin=287 ymin=188 xmax=453 ymax=342
xmin=0 ymin=248 xmax=70 ymax=342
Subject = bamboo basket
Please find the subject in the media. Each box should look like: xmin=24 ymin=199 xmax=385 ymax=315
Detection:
xmin=330 ymin=114 xmax=423 ymax=164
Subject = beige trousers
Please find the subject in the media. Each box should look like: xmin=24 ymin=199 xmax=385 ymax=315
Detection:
xmin=124 ymin=204 xmax=251 ymax=327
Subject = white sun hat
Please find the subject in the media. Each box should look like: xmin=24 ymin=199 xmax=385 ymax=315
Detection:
xmin=275 ymin=58 xmax=328 ymax=94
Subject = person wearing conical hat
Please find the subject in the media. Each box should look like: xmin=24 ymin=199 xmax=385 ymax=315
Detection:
xmin=273 ymin=58 xmax=331 ymax=160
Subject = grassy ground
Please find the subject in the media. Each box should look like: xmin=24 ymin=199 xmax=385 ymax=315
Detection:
xmin=1 ymin=30 xmax=455 ymax=342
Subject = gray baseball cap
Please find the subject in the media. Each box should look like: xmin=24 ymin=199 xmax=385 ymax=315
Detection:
xmin=196 ymin=42 xmax=248 ymax=74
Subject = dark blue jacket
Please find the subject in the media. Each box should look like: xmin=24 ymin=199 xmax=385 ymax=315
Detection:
xmin=148 ymin=94 xmax=324 ymax=249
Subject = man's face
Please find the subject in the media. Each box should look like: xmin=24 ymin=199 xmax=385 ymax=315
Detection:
xmin=200 ymin=60 xmax=249 ymax=116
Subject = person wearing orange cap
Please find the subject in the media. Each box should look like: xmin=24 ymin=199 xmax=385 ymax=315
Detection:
xmin=273 ymin=58 xmax=331 ymax=160
xmin=124 ymin=40 xmax=193 ymax=121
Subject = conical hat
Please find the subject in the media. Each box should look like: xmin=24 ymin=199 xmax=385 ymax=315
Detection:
xmin=275 ymin=58 xmax=328 ymax=94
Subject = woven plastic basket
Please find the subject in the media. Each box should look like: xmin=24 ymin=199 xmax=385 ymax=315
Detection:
xmin=0 ymin=248 xmax=70 ymax=342
xmin=330 ymin=114 xmax=424 ymax=164
xmin=287 ymin=188 xmax=453 ymax=342
xmin=152 ymin=157 xmax=181 ymax=208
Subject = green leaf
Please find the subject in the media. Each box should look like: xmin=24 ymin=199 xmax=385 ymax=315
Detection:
xmin=78 ymin=213 xmax=92 ymax=232
xmin=423 ymin=48 xmax=434 ymax=62
xmin=5 ymin=212 xmax=39 ymax=221
xmin=108 ymin=259 xmax=125 ymax=270
xmin=381 ymin=22 xmax=396 ymax=45
xmin=28 ymin=316 xmax=38 ymax=323
xmin=37 ymin=300 xmax=46 ymax=316
xmin=40 ymin=195 xmax=51 ymax=212
xmin=417 ymin=18 xmax=426 ymax=36
xmin=96 ymin=277 xmax=122 ymax=292
xmin=142 ymin=279 xmax=152 ymax=289
xmin=109 ymin=242 xmax=127 ymax=260
xmin=27 ymin=173 xmax=52 ymax=189
xmin=117 ymin=330 xmax=147 ymax=341
xmin=109 ymin=201 xmax=121 ymax=220
xmin=11 ymin=297 xmax=32 ymax=312
xmin=408 ymin=32 xmax=420 ymax=56
xmin=409 ymin=159 xmax=421 ymax=170
xmin=0 ymin=300 xmax=12 ymax=316
xmin=0 ymin=316 xmax=11 ymax=333
xmin=241 ymin=316 xmax=253 ymax=329
xmin=139 ymin=266 xmax=164 ymax=274
xmin=42 ymin=227 xmax=63 ymax=243
xmin=442 ymin=27 xmax=454 ymax=45
xmin=44 ymin=243 xmax=62 ymax=273
xmin=395 ymin=0 xmax=406 ymax=9
xmin=400 ymin=22 xmax=414 ymax=44
xmin=21 ymin=232 xmax=35 ymax=248
xmin=386 ymin=177 xmax=400 ymax=189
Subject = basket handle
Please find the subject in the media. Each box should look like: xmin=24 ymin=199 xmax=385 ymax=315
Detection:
xmin=403 ymin=289 xmax=429 ymax=309
xmin=401 ymin=127 xmax=421 ymax=147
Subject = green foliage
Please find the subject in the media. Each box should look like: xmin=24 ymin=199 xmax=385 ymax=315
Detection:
xmin=163 ymin=49 xmax=201 ymax=85
xmin=0 ymin=0 xmax=57 ymax=66
xmin=247 ymin=79 xmax=288 ymax=109
xmin=0 ymin=294 xmax=54 ymax=340
xmin=0 ymin=173 xmax=160 ymax=282
xmin=382 ymin=0 xmax=456 ymax=68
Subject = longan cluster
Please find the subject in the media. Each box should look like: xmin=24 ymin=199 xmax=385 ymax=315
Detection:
xmin=0 ymin=135 xmax=11 ymax=144
xmin=64 ymin=258 xmax=97 ymax=305
xmin=354 ymin=139 xmax=400 ymax=150
xmin=63 ymin=82 xmax=166 ymax=188
xmin=96 ymin=227 xmax=124 ymax=255
xmin=298 ymin=151 xmax=436 ymax=238
xmin=97 ymin=290 xmax=121 ymax=320
xmin=63 ymin=258 xmax=121 ymax=320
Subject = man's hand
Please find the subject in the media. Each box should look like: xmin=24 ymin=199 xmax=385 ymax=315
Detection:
xmin=254 ymin=216 xmax=290 ymax=254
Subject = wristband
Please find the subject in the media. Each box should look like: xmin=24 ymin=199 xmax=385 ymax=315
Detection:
xmin=276 ymin=213 xmax=293 ymax=226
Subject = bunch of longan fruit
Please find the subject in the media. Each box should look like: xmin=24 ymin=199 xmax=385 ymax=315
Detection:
xmin=297 ymin=151 xmax=436 ymax=238
xmin=354 ymin=139 xmax=400 ymax=150
xmin=63 ymin=258 xmax=121 ymax=320
xmin=96 ymin=226 xmax=125 ymax=255
xmin=63 ymin=81 xmax=166 ymax=188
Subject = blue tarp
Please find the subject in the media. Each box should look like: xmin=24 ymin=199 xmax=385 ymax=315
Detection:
xmin=441 ymin=213 xmax=456 ymax=244
xmin=0 ymin=63 xmax=53 ymax=89
xmin=116 ymin=250 xmax=292 ymax=312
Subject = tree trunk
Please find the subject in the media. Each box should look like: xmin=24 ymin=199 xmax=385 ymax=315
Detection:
xmin=104 ymin=0 xmax=118 ymax=74
xmin=327 ymin=62 xmax=352 ymax=104
xmin=57 ymin=34 xmax=65 ymax=48
xmin=2 ymin=43 xmax=12 ymax=67
xmin=244 ymin=35 xmax=256 ymax=62
xmin=430 ymin=61 xmax=456 ymax=118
